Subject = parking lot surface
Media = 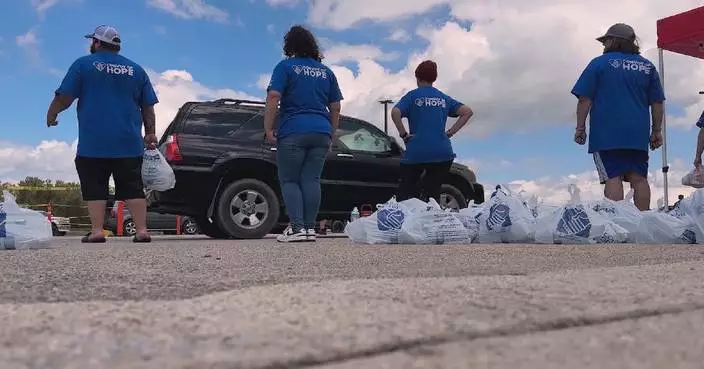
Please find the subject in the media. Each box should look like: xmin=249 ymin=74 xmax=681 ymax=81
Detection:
xmin=1 ymin=236 xmax=703 ymax=368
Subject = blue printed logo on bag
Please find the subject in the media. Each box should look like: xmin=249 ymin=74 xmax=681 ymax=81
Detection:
xmin=486 ymin=203 xmax=512 ymax=231
xmin=681 ymin=229 xmax=696 ymax=244
xmin=669 ymin=204 xmax=686 ymax=219
xmin=377 ymin=205 xmax=405 ymax=231
xmin=592 ymin=204 xmax=615 ymax=216
xmin=556 ymin=206 xmax=591 ymax=239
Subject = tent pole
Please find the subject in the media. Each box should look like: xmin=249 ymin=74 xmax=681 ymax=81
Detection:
xmin=658 ymin=48 xmax=670 ymax=209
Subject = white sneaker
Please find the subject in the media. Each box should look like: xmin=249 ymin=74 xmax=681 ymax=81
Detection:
xmin=306 ymin=229 xmax=317 ymax=242
xmin=276 ymin=227 xmax=307 ymax=243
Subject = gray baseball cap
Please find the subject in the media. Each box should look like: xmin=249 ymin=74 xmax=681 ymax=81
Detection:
xmin=84 ymin=25 xmax=121 ymax=45
xmin=596 ymin=23 xmax=636 ymax=43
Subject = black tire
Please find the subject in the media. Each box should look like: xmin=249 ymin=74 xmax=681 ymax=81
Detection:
xmin=439 ymin=184 xmax=468 ymax=210
xmin=216 ymin=179 xmax=280 ymax=239
xmin=196 ymin=216 xmax=229 ymax=239
xmin=182 ymin=218 xmax=200 ymax=235
xmin=123 ymin=219 xmax=137 ymax=236
xmin=471 ymin=183 xmax=485 ymax=204
xmin=58 ymin=231 xmax=67 ymax=237
xmin=331 ymin=220 xmax=346 ymax=233
xmin=51 ymin=223 xmax=60 ymax=237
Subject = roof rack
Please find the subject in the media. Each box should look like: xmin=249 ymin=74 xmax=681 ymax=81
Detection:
xmin=212 ymin=98 xmax=265 ymax=106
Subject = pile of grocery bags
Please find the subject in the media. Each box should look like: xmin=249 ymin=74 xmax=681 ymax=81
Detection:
xmin=345 ymin=184 xmax=704 ymax=245
xmin=0 ymin=191 xmax=53 ymax=250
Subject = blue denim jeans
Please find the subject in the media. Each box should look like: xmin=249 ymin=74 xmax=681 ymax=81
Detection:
xmin=276 ymin=133 xmax=331 ymax=231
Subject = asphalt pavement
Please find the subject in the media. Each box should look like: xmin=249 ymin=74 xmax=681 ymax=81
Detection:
xmin=1 ymin=235 xmax=703 ymax=368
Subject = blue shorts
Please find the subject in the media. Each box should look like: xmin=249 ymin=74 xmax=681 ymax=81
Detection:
xmin=593 ymin=149 xmax=648 ymax=184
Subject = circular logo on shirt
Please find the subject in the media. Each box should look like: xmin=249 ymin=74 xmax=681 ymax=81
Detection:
xmin=608 ymin=59 xmax=621 ymax=69
xmin=415 ymin=98 xmax=424 ymax=107
xmin=93 ymin=61 xmax=106 ymax=72
xmin=293 ymin=65 xmax=302 ymax=75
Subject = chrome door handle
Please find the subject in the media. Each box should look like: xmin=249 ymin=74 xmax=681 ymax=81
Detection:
xmin=270 ymin=147 xmax=277 ymax=151
xmin=336 ymin=153 xmax=353 ymax=158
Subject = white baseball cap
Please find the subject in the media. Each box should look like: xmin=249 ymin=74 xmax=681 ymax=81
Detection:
xmin=84 ymin=25 xmax=121 ymax=45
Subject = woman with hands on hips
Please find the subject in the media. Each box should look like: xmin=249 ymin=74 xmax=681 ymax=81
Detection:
xmin=391 ymin=60 xmax=474 ymax=204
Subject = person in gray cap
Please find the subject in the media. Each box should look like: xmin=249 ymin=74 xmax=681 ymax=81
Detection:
xmin=45 ymin=25 xmax=159 ymax=243
xmin=571 ymin=23 xmax=665 ymax=211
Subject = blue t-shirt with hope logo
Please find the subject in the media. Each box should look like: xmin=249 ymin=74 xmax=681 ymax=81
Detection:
xmin=56 ymin=51 xmax=158 ymax=158
xmin=267 ymin=57 xmax=343 ymax=140
xmin=394 ymin=86 xmax=462 ymax=164
xmin=571 ymin=52 xmax=665 ymax=154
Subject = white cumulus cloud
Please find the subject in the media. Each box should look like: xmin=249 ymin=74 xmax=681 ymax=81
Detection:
xmin=302 ymin=0 xmax=704 ymax=139
xmin=387 ymin=29 xmax=410 ymax=43
xmin=0 ymin=140 xmax=78 ymax=183
xmin=147 ymin=0 xmax=229 ymax=22
xmin=324 ymin=43 xmax=399 ymax=64
xmin=31 ymin=0 xmax=61 ymax=18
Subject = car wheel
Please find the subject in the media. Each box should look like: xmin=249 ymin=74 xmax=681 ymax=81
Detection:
xmin=216 ymin=178 xmax=280 ymax=239
xmin=123 ymin=219 xmax=137 ymax=236
xmin=51 ymin=223 xmax=60 ymax=237
xmin=439 ymin=184 xmax=467 ymax=210
xmin=182 ymin=218 xmax=200 ymax=235
xmin=196 ymin=216 xmax=229 ymax=239
xmin=58 ymin=231 xmax=67 ymax=237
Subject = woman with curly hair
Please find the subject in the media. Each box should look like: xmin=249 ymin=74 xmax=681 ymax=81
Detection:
xmin=391 ymin=60 xmax=474 ymax=204
xmin=263 ymin=25 xmax=344 ymax=243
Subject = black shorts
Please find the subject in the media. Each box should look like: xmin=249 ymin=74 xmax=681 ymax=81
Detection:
xmin=75 ymin=156 xmax=145 ymax=201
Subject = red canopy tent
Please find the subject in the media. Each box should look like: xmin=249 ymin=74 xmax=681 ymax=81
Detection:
xmin=656 ymin=5 xmax=704 ymax=206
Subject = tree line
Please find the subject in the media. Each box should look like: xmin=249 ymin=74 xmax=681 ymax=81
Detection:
xmin=0 ymin=177 xmax=114 ymax=220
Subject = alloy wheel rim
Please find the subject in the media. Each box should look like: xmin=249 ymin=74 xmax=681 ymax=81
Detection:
xmin=229 ymin=190 xmax=269 ymax=230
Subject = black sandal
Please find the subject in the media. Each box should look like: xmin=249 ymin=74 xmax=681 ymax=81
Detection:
xmin=132 ymin=234 xmax=152 ymax=243
xmin=81 ymin=233 xmax=106 ymax=243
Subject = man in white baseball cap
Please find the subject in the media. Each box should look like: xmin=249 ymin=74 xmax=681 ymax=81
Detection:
xmin=84 ymin=24 xmax=122 ymax=48
xmin=45 ymin=25 xmax=160 ymax=243
xmin=571 ymin=23 xmax=665 ymax=211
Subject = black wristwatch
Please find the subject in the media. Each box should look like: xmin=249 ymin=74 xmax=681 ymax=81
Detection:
xmin=400 ymin=132 xmax=410 ymax=143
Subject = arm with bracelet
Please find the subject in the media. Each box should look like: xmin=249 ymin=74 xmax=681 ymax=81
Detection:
xmin=391 ymin=93 xmax=412 ymax=143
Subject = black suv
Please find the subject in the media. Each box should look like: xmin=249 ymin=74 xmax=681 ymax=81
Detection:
xmin=148 ymin=98 xmax=485 ymax=239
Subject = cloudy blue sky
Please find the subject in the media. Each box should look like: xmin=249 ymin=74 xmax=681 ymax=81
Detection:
xmin=1 ymin=0 xmax=703 ymax=205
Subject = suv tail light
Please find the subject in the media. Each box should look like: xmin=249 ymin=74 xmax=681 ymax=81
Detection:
xmin=164 ymin=134 xmax=183 ymax=162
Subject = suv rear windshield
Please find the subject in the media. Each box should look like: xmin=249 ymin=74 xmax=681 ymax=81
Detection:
xmin=181 ymin=105 xmax=262 ymax=137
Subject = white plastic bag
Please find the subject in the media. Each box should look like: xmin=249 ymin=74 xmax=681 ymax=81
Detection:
xmin=476 ymin=185 xmax=536 ymax=243
xmin=526 ymin=194 xmax=542 ymax=218
xmin=398 ymin=199 xmax=469 ymax=244
xmin=455 ymin=204 xmax=482 ymax=242
xmin=679 ymin=189 xmax=704 ymax=243
xmin=681 ymin=167 xmax=704 ymax=189
xmin=667 ymin=197 xmax=687 ymax=219
xmin=589 ymin=191 xmax=642 ymax=243
xmin=142 ymin=149 xmax=176 ymax=191
xmin=634 ymin=211 xmax=696 ymax=244
xmin=0 ymin=191 xmax=53 ymax=250
xmin=345 ymin=197 xmax=415 ymax=244
xmin=534 ymin=185 xmax=628 ymax=244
